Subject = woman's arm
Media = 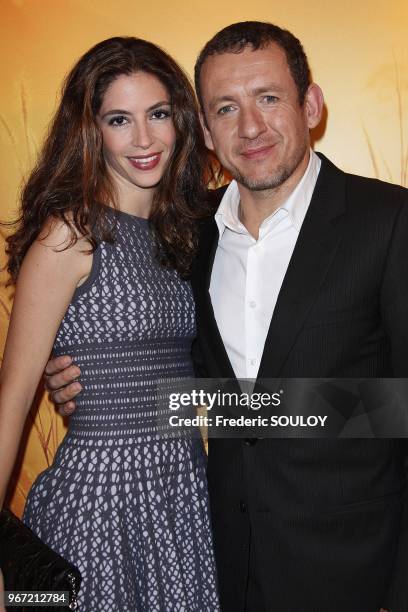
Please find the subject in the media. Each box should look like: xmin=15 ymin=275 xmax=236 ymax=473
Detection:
xmin=0 ymin=221 xmax=92 ymax=508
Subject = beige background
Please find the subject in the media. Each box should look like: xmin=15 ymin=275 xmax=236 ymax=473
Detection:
xmin=0 ymin=0 xmax=407 ymax=516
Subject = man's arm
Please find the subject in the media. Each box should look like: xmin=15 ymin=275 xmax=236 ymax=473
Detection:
xmin=191 ymin=337 xmax=209 ymax=378
xmin=47 ymin=336 xmax=209 ymax=413
xmin=379 ymin=190 xmax=408 ymax=612
xmin=44 ymin=355 xmax=82 ymax=415
xmin=380 ymin=188 xmax=408 ymax=375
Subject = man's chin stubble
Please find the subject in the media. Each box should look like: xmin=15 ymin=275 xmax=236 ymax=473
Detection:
xmin=231 ymin=165 xmax=294 ymax=192
xmin=230 ymin=149 xmax=308 ymax=193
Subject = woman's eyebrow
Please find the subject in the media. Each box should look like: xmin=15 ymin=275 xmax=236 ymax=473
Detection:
xmin=101 ymin=101 xmax=171 ymax=119
xmin=100 ymin=109 xmax=132 ymax=119
xmin=146 ymin=100 xmax=171 ymax=112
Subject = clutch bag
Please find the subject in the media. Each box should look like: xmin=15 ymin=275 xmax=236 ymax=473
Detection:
xmin=0 ymin=508 xmax=81 ymax=610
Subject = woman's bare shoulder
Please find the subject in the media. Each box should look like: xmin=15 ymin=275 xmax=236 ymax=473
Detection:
xmin=37 ymin=215 xmax=92 ymax=252
xmin=22 ymin=216 xmax=93 ymax=285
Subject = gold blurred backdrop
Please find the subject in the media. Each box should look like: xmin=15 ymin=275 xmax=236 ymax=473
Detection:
xmin=0 ymin=0 xmax=407 ymax=517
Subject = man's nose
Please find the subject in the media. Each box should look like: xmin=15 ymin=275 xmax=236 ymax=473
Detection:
xmin=131 ymin=120 xmax=154 ymax=149
xmin=238 ymin=105 xmax=267 ymax=140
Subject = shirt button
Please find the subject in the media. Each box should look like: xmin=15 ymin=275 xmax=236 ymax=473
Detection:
xmin=249 ymin=300 xmax=257 ymax=308
xmin=250 ymin=359 xmax=256 ymax=366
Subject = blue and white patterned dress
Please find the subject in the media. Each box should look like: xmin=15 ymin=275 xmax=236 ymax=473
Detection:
xmin=23 ymin=210 xmax=220 ymax=611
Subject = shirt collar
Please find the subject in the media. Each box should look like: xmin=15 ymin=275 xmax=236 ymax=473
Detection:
xmin=215 ymin=149 xmax=321 ymax=239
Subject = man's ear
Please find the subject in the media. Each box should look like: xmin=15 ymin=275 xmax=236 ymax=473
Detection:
xmin=199 ymin=110 xmax=215 ymax=151
xmin=304 ymin=83 xmax=324 ymax=130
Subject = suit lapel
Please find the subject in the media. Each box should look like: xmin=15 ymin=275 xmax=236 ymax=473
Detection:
xmin=257 ymin=154 xmax=347 ymax=378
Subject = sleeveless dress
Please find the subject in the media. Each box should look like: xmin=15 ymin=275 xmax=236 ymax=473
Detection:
xmin=23 ymin=210 xmax=220 ymax=612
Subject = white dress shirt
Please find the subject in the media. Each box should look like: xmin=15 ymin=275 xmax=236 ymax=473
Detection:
xmin=209 ymin=150 xmax=321 ymax=379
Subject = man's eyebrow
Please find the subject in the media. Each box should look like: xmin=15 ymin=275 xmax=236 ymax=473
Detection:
xmin=251 ymin=84 xmax=284 ymax=95
xmin=208 ymin=96 xmax=236 ymax=110
xmin=208 ymin=85 xmax=285 ymax=110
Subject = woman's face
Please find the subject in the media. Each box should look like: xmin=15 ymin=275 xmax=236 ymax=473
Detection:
xmin=97 ymin=71 xmax=176 ymax=194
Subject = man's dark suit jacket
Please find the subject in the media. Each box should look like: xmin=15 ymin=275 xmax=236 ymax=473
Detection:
xmin=190 ymin=154 xmax=408 ymax=612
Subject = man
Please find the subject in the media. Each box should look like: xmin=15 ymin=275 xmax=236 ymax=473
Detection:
xmin=46 ymin=22 xmax=408 ymax=612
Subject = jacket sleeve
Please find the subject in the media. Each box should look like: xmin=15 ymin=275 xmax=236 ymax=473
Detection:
xmin=380 ymin=190 xmax=408 ymax=611
xmin=380 ymin=189 xmax=408 ymax=376
xmin=191 ymin=337 xmax=209 ymax=378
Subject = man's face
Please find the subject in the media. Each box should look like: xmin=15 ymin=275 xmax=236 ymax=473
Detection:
xmin=199 ymin=43 xmax=322 ymax=192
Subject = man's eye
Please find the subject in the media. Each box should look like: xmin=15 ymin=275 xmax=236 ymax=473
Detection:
xmin=263 ymin=95 xmax=279 ymax=104
xmin=217 ymin=105 xmax=235 ymax=115
xmin=108 ymin=115 xmax=129 ymax=127
xmin=150 ymin=109 xmax=171 ymax=120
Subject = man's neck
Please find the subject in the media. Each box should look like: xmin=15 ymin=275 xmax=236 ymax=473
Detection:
xmin=237 ymin=150 xmax=311 ymax=239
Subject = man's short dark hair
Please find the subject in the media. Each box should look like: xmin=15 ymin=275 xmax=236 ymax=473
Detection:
xmin=194 ymin=21 xmax=311 ymax=108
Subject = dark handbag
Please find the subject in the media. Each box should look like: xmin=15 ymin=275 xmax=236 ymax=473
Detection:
xmin=0 ymin=509 xmax=81 ymax=611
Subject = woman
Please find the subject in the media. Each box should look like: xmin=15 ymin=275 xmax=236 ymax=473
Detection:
xmin=0 ymin=37 xmax=219 ymax=611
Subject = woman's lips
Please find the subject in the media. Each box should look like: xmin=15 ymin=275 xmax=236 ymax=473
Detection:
xmin=128 ymin=152 xmax=162 ymax=170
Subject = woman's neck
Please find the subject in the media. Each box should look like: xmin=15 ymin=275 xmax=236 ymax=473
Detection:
xmin=110 ymin=169 xmax=154 ymax=219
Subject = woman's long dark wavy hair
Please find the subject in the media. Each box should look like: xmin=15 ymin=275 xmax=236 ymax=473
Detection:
xmin=5 ymin=37 xmax=211 ymax=281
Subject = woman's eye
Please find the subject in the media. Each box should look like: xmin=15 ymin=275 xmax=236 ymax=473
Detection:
xmin=150 ymin=109 xmax=171 ymax=120
xmin=108 ymin=115 xmax=129 ymax=127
